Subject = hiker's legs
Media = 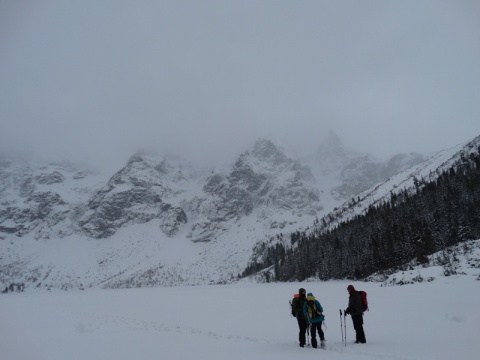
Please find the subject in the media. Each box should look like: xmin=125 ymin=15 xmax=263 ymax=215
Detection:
xmin=310 ymin=323 xmax=318 ymax=348
xmin=311 ymin=321 xmax=325 ymax=342
xmin=352 ymin=314 xmax=366 ymax=343
xmin=317 ymin=321 xmax=325 ymax=341
xmin=297 ymin=318 xmax=307 ymax=346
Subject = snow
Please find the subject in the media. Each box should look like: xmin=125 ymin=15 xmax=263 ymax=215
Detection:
xmin=315 ymin=138 xmax=475 ymax=232
xmin=2 ymin=137 xmax=480 ymax=360
xmin=1 ymin=274 xmax=479 ymax=360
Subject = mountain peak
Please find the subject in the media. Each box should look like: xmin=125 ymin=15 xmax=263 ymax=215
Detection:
xmin=251 ymin=139 xmax=289 ymax=164
xmin=314 ymin=131 xmax=355 ymax=175
xmin=323 ymin=130 xmax=344 ymax=149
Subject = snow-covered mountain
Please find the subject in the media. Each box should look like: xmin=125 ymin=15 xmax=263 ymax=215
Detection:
xmin=0 ymin=134 xmax=457 ymax=290
xmin=314 ymin=134 xmax=480 ymax=233
xmin=189 ymin=139 xmax=322 ymax=242
xmin=305 ymin=131 xmax=428 ymax=205
xmin=241 ymin=134 xmax=480 ymax=286
xmin=0 ymin=159 xmax=106 ymax=239
xmin=77 ymin=153 xmax=194 ymax=239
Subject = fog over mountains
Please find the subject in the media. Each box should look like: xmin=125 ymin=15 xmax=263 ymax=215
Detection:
xmin=4 ymin=131 xmax=467 ymax=290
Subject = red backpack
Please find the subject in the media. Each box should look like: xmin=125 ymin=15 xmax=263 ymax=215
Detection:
xmin=358 ymin=290 xmax=369 ymax=312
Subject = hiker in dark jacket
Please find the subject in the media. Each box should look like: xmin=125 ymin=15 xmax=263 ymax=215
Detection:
xmin=303 ymin=292 xmax=325 ymax=348
xmin=291 ymin=288 xmax=308 ymax=347
xmin=345 ymin=284 xmax=366 ymax=343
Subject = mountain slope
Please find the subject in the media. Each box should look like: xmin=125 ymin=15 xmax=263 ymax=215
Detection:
xmin=0 ymin=140 xmax=325 ymax=289
xmin=304 ymin=130 xmax=427 ymax=208
xmin=187 ymin=139 xmax=322 ymax=242
xmin=0 ymin=135 xmax=467 ymax=290
xmin=243 ymin=135 xmax=480 ymax=282
xmin=78 ymin=153 xmax=194 ymax=239
xmin=0 ymin=159 xmax=106 ymax=239
xmin=319 ymin=135 xmax=480 ymax=232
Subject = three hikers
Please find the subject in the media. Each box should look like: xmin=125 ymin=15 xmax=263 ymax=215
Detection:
xmin=291 ymin=284 xmax=368 ymax=348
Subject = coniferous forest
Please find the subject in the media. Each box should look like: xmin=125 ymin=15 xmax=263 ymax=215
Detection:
xmin=242 ymin=144 xmax=480 ymax=282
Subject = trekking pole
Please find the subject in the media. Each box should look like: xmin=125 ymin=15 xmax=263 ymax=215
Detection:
xmin=307 ymin=323 xmax=311 ymax=347
xmin=344 ymin=311 xmax=347 ymax=346
xmin=339 ymin=309 xmax=344 ymax=345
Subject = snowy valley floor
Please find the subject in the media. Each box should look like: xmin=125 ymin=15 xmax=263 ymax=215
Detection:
xmin=1 ymin=276 xmax=479 ymax=360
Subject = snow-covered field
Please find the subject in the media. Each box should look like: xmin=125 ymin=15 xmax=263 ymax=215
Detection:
xmin=1 ymin=274 xmax=478 ymax=360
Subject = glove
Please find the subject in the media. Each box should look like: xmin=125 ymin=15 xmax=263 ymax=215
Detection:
xmin=291 ymin=311 xmax=296 ymax=317
xmin=344 ymin=308 xmax=350 ymax=315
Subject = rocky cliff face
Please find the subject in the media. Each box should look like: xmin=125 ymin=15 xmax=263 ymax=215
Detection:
xmin=0 ymin=135 xmax=433 ymax=290
xmin=187 ymin=139 xmax=322 ymax=242
xmin=0 ymin=140 xmax=324 ymax=243
xmin=78 ymin=153 xmax=190 ymax=238
xmin=1 ymin=138 xmax=425 ymax=243
xmin=0 ymin=159 xmax=102 ymax=240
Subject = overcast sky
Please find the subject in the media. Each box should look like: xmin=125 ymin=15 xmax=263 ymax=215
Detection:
xmin=1 ymin=0 xmax=479 ymax=171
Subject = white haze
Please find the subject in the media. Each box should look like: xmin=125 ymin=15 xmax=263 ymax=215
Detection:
xmin=1 ymin=0 xmax=480 ymax=172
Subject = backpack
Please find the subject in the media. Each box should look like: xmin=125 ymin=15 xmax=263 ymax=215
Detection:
xmin=358 ymin=290 xmax=369 ymax=312
xmin=290 ymin=293 xmax=299 ymax=316
xmin=306 ymin=300 xmax=322 ymax=319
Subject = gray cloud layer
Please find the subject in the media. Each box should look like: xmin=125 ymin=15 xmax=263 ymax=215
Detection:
xmin=1 ymin=0 xmax=479 ymax=171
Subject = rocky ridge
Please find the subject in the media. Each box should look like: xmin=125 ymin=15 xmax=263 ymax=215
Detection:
xmin=0 ymin=135 xmax=429 ymax=289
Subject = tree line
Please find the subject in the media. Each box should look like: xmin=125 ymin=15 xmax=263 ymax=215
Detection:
xmin=241 ymin=145 xmax=480 ymax=282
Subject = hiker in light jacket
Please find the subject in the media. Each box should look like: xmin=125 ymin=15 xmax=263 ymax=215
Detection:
xmin=303 ymin=292 xmax=325 ymax=348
